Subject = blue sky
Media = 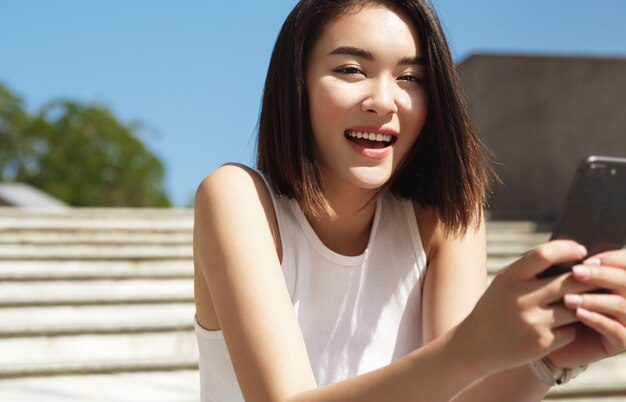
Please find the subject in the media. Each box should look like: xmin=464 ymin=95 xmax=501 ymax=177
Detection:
xmin=1 ymin=0 xmax=625 ymax=206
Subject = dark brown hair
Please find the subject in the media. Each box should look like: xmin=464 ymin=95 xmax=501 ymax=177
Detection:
xmin=256 ymin=0 xmax=491 ymax=235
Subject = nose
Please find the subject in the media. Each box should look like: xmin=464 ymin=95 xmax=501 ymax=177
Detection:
xmin=361 ymin=76 xmax=398 ymax=116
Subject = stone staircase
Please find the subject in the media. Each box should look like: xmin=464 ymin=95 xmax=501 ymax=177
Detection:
xmin=0 ymin=208 xmax=198 ymax=402
xmin=0 ymin=208 xmax=623 ymax=401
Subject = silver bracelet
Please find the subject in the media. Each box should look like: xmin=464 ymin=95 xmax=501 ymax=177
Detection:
xmin=529 ymin=358 xmax=588 ymax=386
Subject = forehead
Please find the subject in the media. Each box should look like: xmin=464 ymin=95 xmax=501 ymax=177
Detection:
xmin=315 ymin=4 xmax=422 ymax=57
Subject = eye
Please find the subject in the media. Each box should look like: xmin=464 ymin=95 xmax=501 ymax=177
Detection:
xmin=398 ymin=74 xmax=423 ymax=84
xmin=335 ymin=66 xmax=365 ymax=76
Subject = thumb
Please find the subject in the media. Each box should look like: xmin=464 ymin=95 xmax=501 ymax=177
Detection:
xmin=509 ymin=240 xmax=588 ymax=281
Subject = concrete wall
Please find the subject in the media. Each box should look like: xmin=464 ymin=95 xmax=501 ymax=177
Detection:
xmin=457 ymin=54 xmax=626 ymax=220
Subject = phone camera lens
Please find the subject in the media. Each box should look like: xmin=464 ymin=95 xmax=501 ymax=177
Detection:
xmin=588 ymin=164 xmax=606 ymax=177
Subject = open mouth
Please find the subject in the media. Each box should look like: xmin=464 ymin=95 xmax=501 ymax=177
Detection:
xmin=344 ymin=130 xmax=397 ymax=149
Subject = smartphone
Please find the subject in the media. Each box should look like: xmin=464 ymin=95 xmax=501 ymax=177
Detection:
xmin=536 ymin=155 xmax=626 ymax=279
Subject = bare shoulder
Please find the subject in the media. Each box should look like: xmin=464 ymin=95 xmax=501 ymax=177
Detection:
xmin=196 ymin=163 xmax=271 ymax=215
xmin=195 ymin=163 xmax=280 ymax=252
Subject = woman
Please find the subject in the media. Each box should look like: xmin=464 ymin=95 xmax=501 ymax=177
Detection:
xmin=193 ymin=1 xmax=626 ymax=401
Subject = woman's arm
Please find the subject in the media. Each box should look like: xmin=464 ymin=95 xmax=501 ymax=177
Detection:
xmin=194 ymin=164 xmax=317 ymax=400
xmin=194 ymin=165 xmax=496 ymax=402
xmin=419 ymin=210 xmax=596 ymax=402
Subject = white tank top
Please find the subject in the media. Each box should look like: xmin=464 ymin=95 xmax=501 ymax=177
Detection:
xmin=195 ymin=176 xmax=428 ymax=402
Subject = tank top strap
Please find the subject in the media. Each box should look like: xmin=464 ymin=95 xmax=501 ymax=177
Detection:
xmin=252 ymin=169 xmax=277 ymax=203
xmin=251 ymin=169 xmax=298 ymax=294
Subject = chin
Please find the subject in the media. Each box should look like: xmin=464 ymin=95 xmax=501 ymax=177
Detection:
xmin=347 ymin=167 xmax=393 ymax=190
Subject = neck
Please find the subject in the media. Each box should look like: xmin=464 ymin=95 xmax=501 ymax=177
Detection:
xmin=303 ymin=174 xmax=380 ymax=256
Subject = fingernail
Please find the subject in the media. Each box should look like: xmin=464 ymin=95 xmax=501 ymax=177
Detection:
xmin=578 ymin=245 xmax=588 ymax=257
xmin=573 ymin=265 xmax=591 ymax=279
xmin=564 ymin=294 xmax=583 ymax=307
xmin=584 ymin=257 xmax=601 ymax=266
xmin=577 ymin=308 xmax=593 ymax=319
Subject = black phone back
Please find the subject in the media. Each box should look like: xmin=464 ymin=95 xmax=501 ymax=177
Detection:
xmin=537 ymin=155 xmax=626 ymax=278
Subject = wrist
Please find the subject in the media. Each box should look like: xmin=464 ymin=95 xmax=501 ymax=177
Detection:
xmin=443 ymin=324 xmax=497 ymax=380
xmin=399 ymin=328 xmax=489 ymax=401
xmin=529 ymin=357 xmax=588 ymax=386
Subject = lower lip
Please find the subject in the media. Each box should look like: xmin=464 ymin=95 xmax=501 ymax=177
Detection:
xmin=347 ymin=138 xmax=393 ymax=159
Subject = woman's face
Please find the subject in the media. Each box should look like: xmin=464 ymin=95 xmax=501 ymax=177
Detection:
xmin=306 ymin=4 xmax=428 ymax=191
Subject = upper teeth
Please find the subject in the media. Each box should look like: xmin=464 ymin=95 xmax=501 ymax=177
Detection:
xmin=347 ymin=131 xmax=393 ymax=142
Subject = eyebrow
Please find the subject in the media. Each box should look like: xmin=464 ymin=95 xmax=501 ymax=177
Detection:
xmin=327 ymin=46 xmax=425 ymax=66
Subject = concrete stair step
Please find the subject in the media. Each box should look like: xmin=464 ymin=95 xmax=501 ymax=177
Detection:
xmin=0 ymin=321 xmax=193 ymax=338
xmin=488 ymin=256 xmax=524 ymax=273
xmin=0 ymin=330 xmax=198 ymax=367
xmin=0 ymin=304 xmax=194 ymax=336
xmin=0 ymin=226 xmax=191 ymax=236
xmin=0 ymin=279 xmax=193 ymax=307
xmin=487 ymin=243 xmax=535 ymax=256
xmin=0 ymin=218 xmax=192 ymax=231
xmin=0 ymin=260 xmax=193 ymax=281
xmin=0 ymin=207 xmax=194 ymax=219
xmin=0 ymin=370 xmax=200 ymax=402
xmin=0 ymin=358 xmax=198 ymax=380
xmin=485 ymin=220 xmax=544 ymax=232
xmin=0 ymin=231 xmax=192 ymax=245
xmin=0 ymin=244 xmax=192 ymax=260
xmin=486 ymin=231 xmax=550 ymax=243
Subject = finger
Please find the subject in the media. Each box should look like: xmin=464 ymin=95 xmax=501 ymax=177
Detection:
xmin=585 ymin=249 xmax=626 ymax=269
xmin=528 ymin=273 xmax=597 ymax=306
xmin=514 ymin=240 xmax=588 ymax=280
xmin=576 ymin=308 xmax=626 ymax=354
xmin=550 ymin=325 xmax=578 ymax=352
xmin=572 ymin=265 xmax=626 ymax=295
xmin=547 ymin=304 xmax=579 ymax=328
xmin=564 ymin=293 xmax=626 ymax=325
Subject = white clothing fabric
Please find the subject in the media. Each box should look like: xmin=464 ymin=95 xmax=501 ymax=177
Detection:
xmin=195 ymin=175 xmax=428 ymax=401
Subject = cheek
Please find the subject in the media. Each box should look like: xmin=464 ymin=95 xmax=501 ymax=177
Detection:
xmin=309 ymin=78 xmax=360 ymax=124
xmin=401 ymin=90 xmax=429 ymax=131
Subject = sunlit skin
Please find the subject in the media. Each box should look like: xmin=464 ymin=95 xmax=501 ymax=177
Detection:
xmin=306 ymin=4 xmax=428 ymax=199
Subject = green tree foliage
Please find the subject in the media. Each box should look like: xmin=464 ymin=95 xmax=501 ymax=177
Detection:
xmin=0 ymin=84 xmax=31 ymax=180
xmin=0 ymin=82 xmax=170 ymax=207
